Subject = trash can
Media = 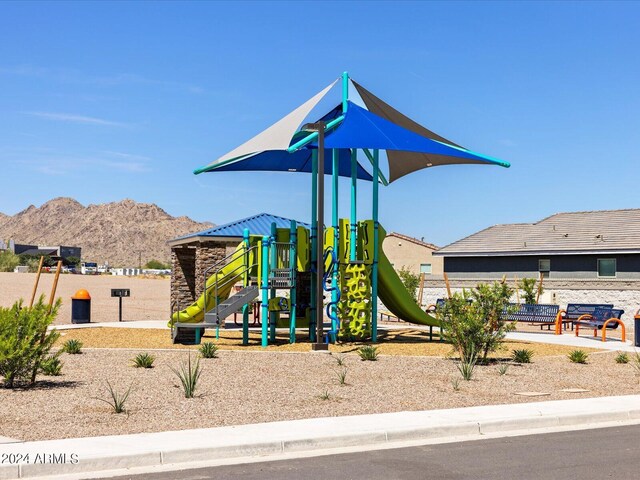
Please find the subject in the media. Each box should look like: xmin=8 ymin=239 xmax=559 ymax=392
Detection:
xmin=71 ymin=289 xmax=91 ymax=324
xmin=635 ymin=310 xmax=640 ymax=347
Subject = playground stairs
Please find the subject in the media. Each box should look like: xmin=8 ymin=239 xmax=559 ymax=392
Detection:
xmin=204 ymin=285 xmax=260 ymax=325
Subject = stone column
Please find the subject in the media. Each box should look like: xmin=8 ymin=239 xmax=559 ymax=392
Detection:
xmin=171 ymin=246 xmax=197 ymax=310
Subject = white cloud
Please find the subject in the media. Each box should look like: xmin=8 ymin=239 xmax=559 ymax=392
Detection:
xmin=21 ymin=111 xmax=129 ymax=127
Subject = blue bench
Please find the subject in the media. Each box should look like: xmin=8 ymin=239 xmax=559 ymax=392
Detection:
xmin=559 ymin=304 xmax=613 ymax=330
xmin=574 ymin=307 xmax=626 ymax=342
xmin=505 ymin=304 xmax=563 ymax=332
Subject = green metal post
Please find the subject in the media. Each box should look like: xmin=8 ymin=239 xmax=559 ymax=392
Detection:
xmin=331 ymin=148 xmax=339 ymax=338
xmin=309 ymin=149 xmax=318 ymax=342
xmin=350 ymin=149 xmax=357 ymax=262
xmin=260 ymin=236 xmax=269 ymax=348
xmin=289 ymin=220 xmax=297 ymax=344
xmin=242 ymin=228 xmax=250 ymax=346
xmin=269 ymin=222 xmax=277 ymax=343
xmin=371 ymin=149 xmax=380 ymax=343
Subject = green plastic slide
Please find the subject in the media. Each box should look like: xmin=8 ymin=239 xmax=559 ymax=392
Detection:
xmin=377 ymin=227 xmax=440 ymax=327
xmin=169 ymin=243 xmax=251 ymax=325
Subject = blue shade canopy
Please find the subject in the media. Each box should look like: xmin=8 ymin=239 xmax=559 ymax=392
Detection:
xmin=207 ymin=148 xmax=373 ymax=181
xmin=320 ymin=102 xmax=509 ymax=182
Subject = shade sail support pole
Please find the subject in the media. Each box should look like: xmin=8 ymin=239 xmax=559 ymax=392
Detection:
xmin=362 ymin=148 xmax=389 ymax=185
xmin=310 ymin=149 xmax=318 ymax=342
xmin=331 ymin=148 xmax=339 ymax=342
xmin=371 ymin=149 xmax=380 ymax=343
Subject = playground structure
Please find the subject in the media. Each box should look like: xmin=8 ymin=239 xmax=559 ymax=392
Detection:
xmin=171 ymin=72 xmax=509 ymax=346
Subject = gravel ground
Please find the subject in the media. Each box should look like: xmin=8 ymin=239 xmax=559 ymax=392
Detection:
xmin=1 ymin=348 xmax=638 ymax=442
xmin=0 ymin=272 xmax=168 ymax=324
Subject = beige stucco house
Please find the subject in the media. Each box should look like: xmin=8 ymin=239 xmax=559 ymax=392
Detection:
xmin=382 ymin=232 xmax=442 ymax=277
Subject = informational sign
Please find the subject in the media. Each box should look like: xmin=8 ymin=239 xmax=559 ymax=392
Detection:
xmin=111 ymin=289 xmax=130 ymax=297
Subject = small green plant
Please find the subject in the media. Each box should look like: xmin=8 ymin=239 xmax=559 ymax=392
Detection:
xmin=632 ymin=351 xmax=640 ymax=374
xmin=172 ymin=355 xmax=202 ymax=398
xmin=615 ymin=352 xmax=630 ymax=364
xmin=512 ymin=348 xmax=534 ymax=364
xmin=199 ymin=342 xmax=219 ymax=359
xmin=132 ymin=352 xmax=155 ymax=368
xmin=456 ymin=346 xmax=478 ymax=381
xmin=497 ymin=363 xmax=510 ymax=376
xmin=336 ymin=367 xmax=348 ymax=386
xmin=334 ymin=353 xmax=346 ymax=366
xmin=62 ymin=339 xmax=83 ymax=354
xmin=358 ymin=345 xmax=379 ymax=361
xmin=95 ymin=380 xmax=132 ymax=414
xmin=397 ymin=266 xmax=420 ymax=303
xmin=451 ymin=377 xmax=461 ymax=391
xmin=318 ymin=389 xmax=330 ymax=400
xmin=39 ymin=354 xmax=63 ymax=376
xmin=568 ymin=349 xmax=589 ymax=364
xmin=518 ymin=278 xmax=541 ymax=304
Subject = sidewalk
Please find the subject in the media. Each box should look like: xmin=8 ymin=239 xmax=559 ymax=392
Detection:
xmin=2 ymin=395 xmax=640 ymax=479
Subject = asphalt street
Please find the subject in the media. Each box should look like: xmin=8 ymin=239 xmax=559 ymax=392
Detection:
xmin=103 ymin=424 xmax=640 ymax=480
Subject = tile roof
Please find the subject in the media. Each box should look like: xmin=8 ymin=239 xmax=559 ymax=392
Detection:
xmin=436 ymin=209 xmax=640 ymax=257
xmin=386 ymin=232 xmax=438 ymax=250
xmin=171 ymin=213 xmax=311 ymax=242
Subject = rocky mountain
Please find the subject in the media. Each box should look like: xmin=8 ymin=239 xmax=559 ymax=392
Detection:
xmin=0 ymin=198 xmax=213 ymax=266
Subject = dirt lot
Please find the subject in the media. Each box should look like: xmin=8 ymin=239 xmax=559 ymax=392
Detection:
xmin=0 ymin=272 xmax=169 ymax=325
xmin=1 ymin=346 xmax=637 ymax=442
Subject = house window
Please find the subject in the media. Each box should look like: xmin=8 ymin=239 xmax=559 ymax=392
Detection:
xmin=420 ymin=264 xmax=432 ymax=275
xmin=538 ymin=259 xmax=550 ymax=278
xmin=597 ymin=258 xmax=616 ymax=278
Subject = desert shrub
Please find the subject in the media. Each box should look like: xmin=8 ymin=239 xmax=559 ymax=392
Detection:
xmin=334 ymin=353 xmax=346 ymax=366
xmin=0 ymin=250 xmax=20 ymax=272
xmin=512 ymin=348 xmax=534 ymax=364
xmin=450 ymin=377 xmax=461 ymax=391
xmin=172 ymin=355 xmax=202 ymax=398
xmin=397 ymin=266 xmax=420 ymax=303
xmin=518 ymin=278 xmax=540 ymax=304
xmin=615 ymin=352 xmax=629 ymax=364
xmin=438 ymin=281 xmax=516 ymax=363
xmin=145 ymin=259 xmax=170 ymax=270
xmin=318 ymin=389 xmax=330 ymax=400
xmin=456 ymin=345 xmax=478 ymax=381
xmin=0 ymin=296 xmax=61 ymax=388
xmin=497 ymin=363 xmax=510 ymax=375
xmin=358 ymin=345 xmax=379 ymax=361
xmin=336 ymin=367 xmax=348 ymax=385
xmin=568 ymin=349 xmax=589 ymax=364
xmin=132 ymin=352 xmax=155 ymax=368
xmin=96 ymin=380 xmax=132 ymax=414
xmin=62 ymin=339 xmax=83 ymax=354
xmin=199 ymin=342 xmax=218 ymax=359
xmin=39 ymin=354 xmax=63 ymax=376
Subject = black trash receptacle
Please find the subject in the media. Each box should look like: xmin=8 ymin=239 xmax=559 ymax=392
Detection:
xmin=71 ymin=289 xmax=91 ymax=324
xmin=635 ymin=310 xmax=640 ymax=348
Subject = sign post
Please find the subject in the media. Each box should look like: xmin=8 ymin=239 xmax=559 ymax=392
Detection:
xmin=111 ymin=289 xmax=130 ymax=322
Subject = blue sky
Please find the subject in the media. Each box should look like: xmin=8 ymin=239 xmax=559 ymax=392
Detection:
xmin=1 ymin=1 xmax=638 ymax=246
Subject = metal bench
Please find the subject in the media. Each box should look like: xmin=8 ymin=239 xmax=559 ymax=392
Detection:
xmin=574 ymin=307 xmax=626 ymax=342
xmin=505 ymin=304 xmax=563 ymax=333
xmin=558 ymin=303 xmax=614 ymax=331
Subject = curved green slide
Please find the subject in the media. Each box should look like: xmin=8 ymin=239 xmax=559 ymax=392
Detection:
xmin=169 ymin=243 xmax=252 ymax=326
xmin=377 ymin=227 xmax=440 ymax=327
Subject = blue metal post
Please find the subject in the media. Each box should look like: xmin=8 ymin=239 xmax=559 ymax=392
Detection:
xmin=309 ymin=149 xmax=318 ymax=342
xmin=242 ymin=228 xmax=250 ymax=346
xmin=342 ymin=71 xmax=349 ymax=113
xmin=289 ymin=220 xmax=297 ymax=343
xmin=269 ymin=222 xmax=277 ymax=343
xmin=350 ymin=149 xmax=357 ymax=262
xmin=371 ymin=149 xmax=380 ymax=343
xmin=331 ymin=148 xmax=339 ymax=340
xmin=260 ymin=236 xmax=269 ymax=348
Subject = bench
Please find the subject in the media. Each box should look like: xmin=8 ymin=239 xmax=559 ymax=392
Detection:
xmin=558 ymin=303 xmax=614 ymax=331
xmin=574 ymin=307 xmax=626 ymax=342
xmin=425 ymin=298 xmax=446 ymax=314
xmin=379 ymin=310 xmax=442 ymax=341
xmin=505 ymin=304 xmax=564 ymax=333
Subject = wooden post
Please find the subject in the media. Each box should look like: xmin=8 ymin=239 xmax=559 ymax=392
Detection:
xmin=417 ymin=273 xmax=425 ymax=306
xmin=443 ymin=272 xmax=452 ymax=299
xmin=514 ymin=276 xmax=520 ymax=304
xmin=48 ymin=260 xmax=63 ymax=313
xmin=536 ymin=271 xmax=544 ymax=304
xmin=29 ymin=256 xmax=45 ymax=308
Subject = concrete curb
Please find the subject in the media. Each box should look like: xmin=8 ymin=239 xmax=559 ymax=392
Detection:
xmin=2 ymin=395 xmax=640 ymax=479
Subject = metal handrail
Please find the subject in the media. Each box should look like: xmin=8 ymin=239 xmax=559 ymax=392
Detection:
xmin=203 ymin=245 xmax=258 ymax=321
